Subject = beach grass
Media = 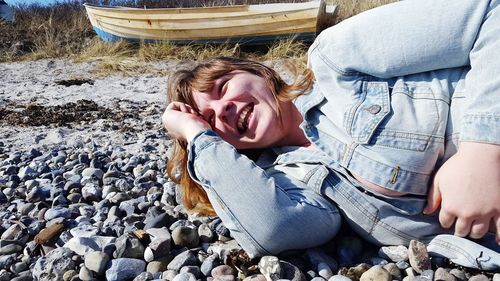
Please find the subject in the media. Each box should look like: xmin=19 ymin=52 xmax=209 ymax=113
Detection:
xmin=0 ymin=0 xmax=396 ymax=68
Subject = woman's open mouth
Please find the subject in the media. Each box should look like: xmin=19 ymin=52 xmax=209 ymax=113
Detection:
xmin=237 ymin=103 xmax=254 ymax=134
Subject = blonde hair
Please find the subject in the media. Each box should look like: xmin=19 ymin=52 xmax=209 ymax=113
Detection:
xmin=166 ymin=57 xmax=314 ymax=215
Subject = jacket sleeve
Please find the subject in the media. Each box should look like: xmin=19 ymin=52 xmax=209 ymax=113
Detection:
xmin=186 ymin=130 xmax=341 ymax=257
xmin=309 ymin=0 xmax=499 ymax=144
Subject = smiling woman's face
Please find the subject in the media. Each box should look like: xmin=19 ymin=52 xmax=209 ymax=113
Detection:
xmin=192 ymin=70 xmax=288 ymax=150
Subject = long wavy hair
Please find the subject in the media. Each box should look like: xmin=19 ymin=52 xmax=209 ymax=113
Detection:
xmin=166 ymin=57 xmax=314 ymax=215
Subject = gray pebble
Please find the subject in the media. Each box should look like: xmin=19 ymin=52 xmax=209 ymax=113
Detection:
xmin=81 ymin=183 xmax=103 ymax=202
xmin=420 ymin=269 xmax=434 ymax=281
xmin=82 ymin=167 xmax=104 ymax=180
xmin=179 ymin=266 xmax=202 ymax=279
xmin=378 ymin=245 xmax=408 ymax=262
xmin=32 ymin=247 xmax=75 ymax=281
xmin=105 ymin=258 xmax=146 ymax=281
xmin=163 ymin=269 xmax=178 ymax=281
xmin=133 ymin=272 xmax=154 ymax=281
xmin=167 ymin=250 xmax=198 ymax=271
xmin=44 ymin=206 xmax=72 ymax=220
xmin=172 ymin=226 xmax=199 ymax=248
xmin=493 ymin=273 xmax=500 ymax=281
xmin=84 ymin=251 xmax=110 ymax=275
xmin=0 ymin=244 xmax=23 ymax=255
xmin=114 ymin=234 xmax=145 ymax=259
xmin=147 ymin=260 xmax=169 ymax=274
xmin=172 ymin=272 xmax=197 ymax=281
xmin=79 ymin=265 xmax=94 ymax=281
xmin=201 ymin=253 xmax=220 ymax=277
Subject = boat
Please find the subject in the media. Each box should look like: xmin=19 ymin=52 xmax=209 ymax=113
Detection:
xmin=83 ymin=1 xmax=337 ymax=45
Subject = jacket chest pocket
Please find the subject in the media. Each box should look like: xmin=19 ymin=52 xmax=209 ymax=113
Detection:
xmin=346 ymin=80 xmax=443 ymax=151
xmin=346 ymin=82 xmax=391 ymax=144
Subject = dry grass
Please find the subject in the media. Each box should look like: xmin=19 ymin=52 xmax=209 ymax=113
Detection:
xmin=331 ymin=0 xmax=397 ymax=24
xmin=0 ymin=0 xmax=396 ymax=70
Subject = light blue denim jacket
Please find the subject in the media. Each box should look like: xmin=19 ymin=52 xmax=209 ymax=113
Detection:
xmin=186 ymin=0 xmax=500 ymax=270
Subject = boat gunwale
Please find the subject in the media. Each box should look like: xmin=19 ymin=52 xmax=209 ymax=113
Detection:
xmin=83 ymin=1 xmax=320 ymax=14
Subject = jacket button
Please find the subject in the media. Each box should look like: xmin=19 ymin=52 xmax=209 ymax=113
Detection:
xmin=367 ymin=105 xmax=382 ymax=114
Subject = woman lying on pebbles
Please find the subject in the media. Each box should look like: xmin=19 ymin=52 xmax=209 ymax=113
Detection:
xmin=163 ymin=0 xmax=500 ymax=271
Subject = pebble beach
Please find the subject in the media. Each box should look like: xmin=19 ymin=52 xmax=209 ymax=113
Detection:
xmin=0 ymin=59 xmax=499 ymax=281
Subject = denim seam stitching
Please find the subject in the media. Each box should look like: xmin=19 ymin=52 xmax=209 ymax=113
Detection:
xmin=315 ymin=42 xmax=360 ymax=76
xmin=206 ymin=188 xmax=273 ymax=255
xmin=352 ymin=150 xmax=433 ymax=175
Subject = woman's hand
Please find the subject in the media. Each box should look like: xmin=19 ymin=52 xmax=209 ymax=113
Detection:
xmin=424 ymin=142 xmax=500 ymax=243
xmin=162 ymin=102 xmax=211 ymax=142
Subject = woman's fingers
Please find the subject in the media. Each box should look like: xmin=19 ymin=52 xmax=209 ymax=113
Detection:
xmin=439 ymin=210 xmax=456 ymax=229
xmin=453 ymin=217 xmax=472 ymax=237
xmin=469 ymin=219 xmax=490 ymax=239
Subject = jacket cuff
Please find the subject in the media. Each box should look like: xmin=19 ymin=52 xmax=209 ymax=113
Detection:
xmin=186 ymin=129 xmax=221 ymax=183
xmin=460 ymin=115 xmax=500 ymax=145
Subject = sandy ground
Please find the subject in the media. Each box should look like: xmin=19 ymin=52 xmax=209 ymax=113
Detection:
xmin=0 ymin=59 xmax=177 ymax=154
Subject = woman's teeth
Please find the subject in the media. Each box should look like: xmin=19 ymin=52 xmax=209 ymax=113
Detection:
xmin=237 ymin=104 xmax=252 ymax=132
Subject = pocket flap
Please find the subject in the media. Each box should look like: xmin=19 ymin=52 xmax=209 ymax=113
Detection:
xmin=348 ymin=82 xmax=390 ymax=143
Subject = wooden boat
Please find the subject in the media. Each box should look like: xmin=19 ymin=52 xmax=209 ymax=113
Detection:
xmin=83 ymin=1 xmax=337 ymax=45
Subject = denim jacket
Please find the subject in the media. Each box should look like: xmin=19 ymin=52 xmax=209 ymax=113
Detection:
xmin=186 ymin=0 xmax=500 ymax=270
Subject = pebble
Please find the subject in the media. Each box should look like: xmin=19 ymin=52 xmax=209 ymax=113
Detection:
xmin=378 ymin=245 xmax=408 ymax=262
xmin=172 ymin=226 xmax=199 ymax=248
xmin=179 ymin=265 xmax=203 ymax=279
xmin=32 ymin=247 xmax=76 ymax=281
xmin=201 ymin=254 xmax=220 ymax=276
xmin=105 ymin=258 xmax=146 ymax=281
xmin=172 ymin=272 xmax=197 ymax=281
xmin=0 ymin=244 xmax=23 ymax=255
xmin=64 ymin=236 xmax=116 ymax=255
xmin=79 ymin=265 xmax=94 ymax=281
xmin=63 ymin=270 xmax=78 ymax=281
xmin=167 ymin=249 xmax=198 ymax=271
xmin=407 ymin=240 xmax=431 ymax=274
xmin=360 ymin=265 xmax=391 ymax=281
xmin=493 ymin=274 xmax=500 ymax=281
xmin=84 ymin=251 xmax=110 ymax=275
xmin=258 ymin=256 xmax=281 ymax=280
xmin=114 ymin=234 xmax=146 ymax=259
xmin=328 ymin=276 xmax=352 ymax=281
xmin=280 ymin=260 xmax=306 ymax=281
xmin=243 ymin=274 xmax=267 ymax=281
xmin=449 ymin=269 xmax=466 ymax=281
xmin=434 ymin=267 xmax=456 ymax=281
xmin=211 ymin=265 xmax=236 ymax=277
xmin=468 ymin=275 xmax=489 ymax=281
xmin=147 ymin=259 xmax=169 ymax=274
xmin=382 ymin=263 xmax=401 ymax=280
xmin=133 ymin=272 xmax=154 ymax=281
xmin=198 ymin=223 xmax=215 ymax=243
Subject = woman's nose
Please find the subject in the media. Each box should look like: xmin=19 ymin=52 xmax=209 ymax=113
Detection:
xmin=214 ymin=100 xmax=234 ymax=122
